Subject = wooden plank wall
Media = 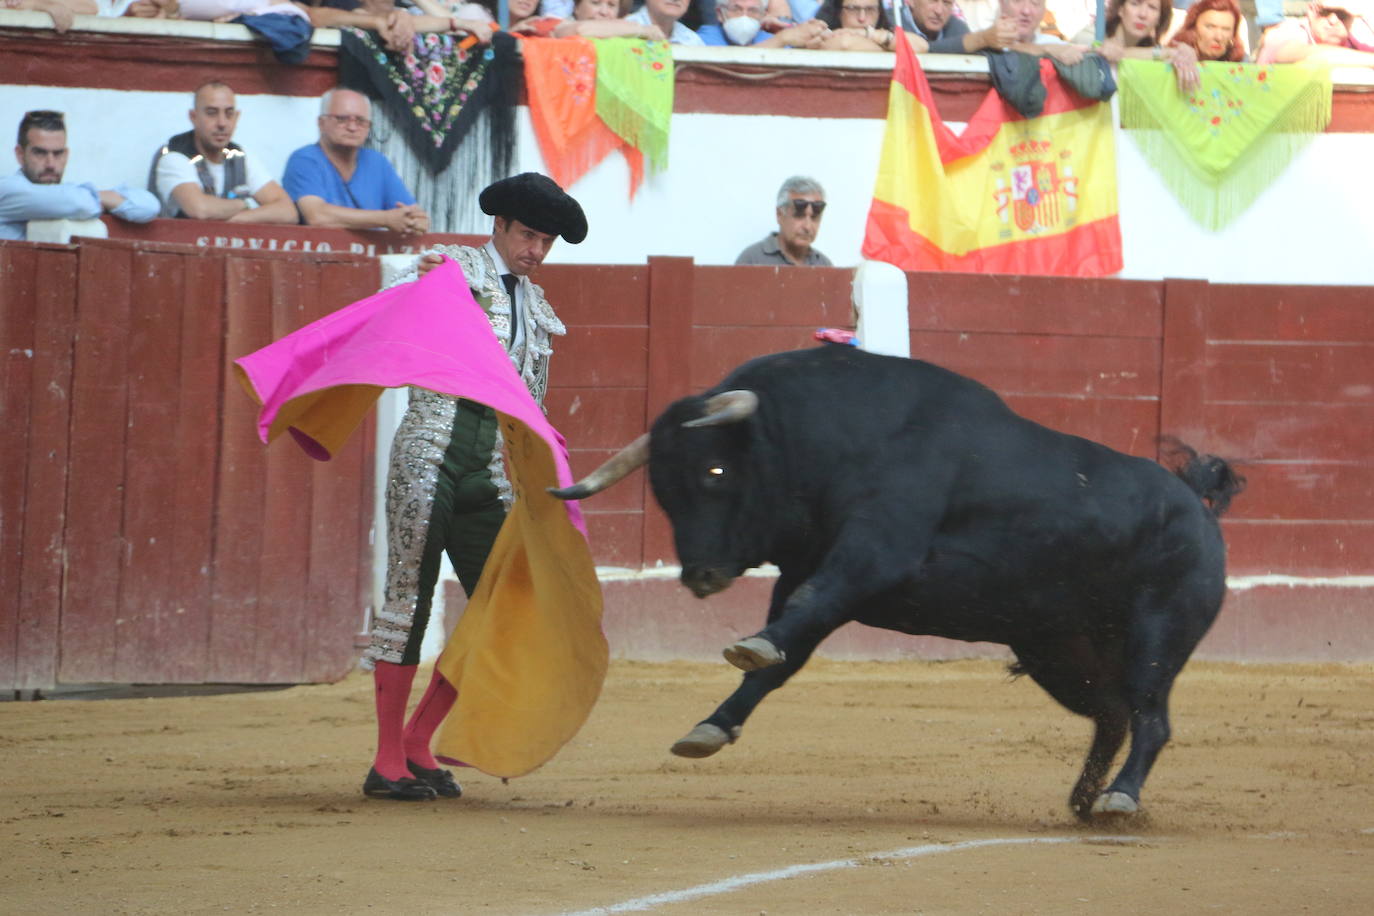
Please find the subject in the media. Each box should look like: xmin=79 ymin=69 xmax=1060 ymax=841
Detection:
xmin=6 ymin=243 xmax=1370 ymax=687
xmin=1 ymin=239 xmax=377 ymax=690
xmin=1203 ymin=283 xmax=1374 ymax=577
xmin=540 ymin=262 xmax=1374 ymax=584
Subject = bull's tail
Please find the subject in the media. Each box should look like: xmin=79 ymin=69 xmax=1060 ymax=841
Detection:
xmin=1160 ymin=437 xmax=1246 ymax=518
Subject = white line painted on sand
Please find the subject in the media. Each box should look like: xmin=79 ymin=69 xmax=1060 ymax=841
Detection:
xmin=556 ymin=835 xmax=1144 ymax=915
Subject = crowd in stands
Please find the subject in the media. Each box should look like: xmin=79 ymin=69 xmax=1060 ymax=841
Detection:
xmin=2 ymin=84 xmax=435 ymax=239
xmin=5 ymin=0 xmax=1372 ymax=71
xmin=5 ymin=0 xmax=1371 ymax=240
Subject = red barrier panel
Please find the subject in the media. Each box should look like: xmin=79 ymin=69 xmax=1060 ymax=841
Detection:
xmin=4 ymin=238 xmax=1371 ymax=687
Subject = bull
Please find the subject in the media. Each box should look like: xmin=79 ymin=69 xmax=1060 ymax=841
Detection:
xmin=550 ymin=345 xmax=1244 ymax=820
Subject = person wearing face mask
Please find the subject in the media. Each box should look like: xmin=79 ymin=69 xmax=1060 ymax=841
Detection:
xmin=697 ymin=0 xmax=830 ymax=44
xmin=735 ymin=175 xmax=834 ymax=267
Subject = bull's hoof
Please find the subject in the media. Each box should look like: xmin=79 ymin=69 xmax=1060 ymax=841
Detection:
xmin=671 ymin=723 xmax=734 ymax=758
xmin=1090 ymin=791 xmax=1140 ymax=817
xmin=723 ymin=636 xmax=785 ymax=671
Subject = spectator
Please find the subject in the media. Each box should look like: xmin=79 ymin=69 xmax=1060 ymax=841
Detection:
xmin=948 ymin=0 xmax=998 ymax=31
xmin=1088 ymin=0 xmax=1200 ymax=90
xmin=760 ymin=0 xmax=822 ymax=28
xmin=735 ymin=175 xmax=833 ymax=267
xmin=150 ymin=81 xmax=299 ymax=224
xmin=0 ymin=0 xmax=94 ymax=31
xmin=282 ymin=88 xmax=430 ymax=234
xmin=1 ymin=109 xmax=159 ymax=240
xmin=546 ymin=0 xmax=665 ymax=38
xmin=1168 ymin=0 xmax=1244 ymax=61
xmin=122 ymin=0 xmax=180 ymax=17
xmin=890 ymin=0 xmax=1019 ymax=51
xmin=698 ymin=0 xmax=829 ymax=45
xmin=626 ymin=0 xmax=706 ymax=43
xmin=816 ymin=0 xmax=898 ymax=50
xmin=1001 ymin=0 xmax=1088 ymax=61
xmin=302 ymin=0 xmax=492 ymax=53
xmin=1257 ymin=1 xmax=1374 ymax=65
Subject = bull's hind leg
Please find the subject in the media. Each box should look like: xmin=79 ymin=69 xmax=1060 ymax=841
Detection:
xmin=1094 ymin=649 xmax=1188 ymax=817
xmin=1096 ymin=580 xmax=1222 ymax=817
xmin=1012 ymin=639 xmax=1130 ymax=821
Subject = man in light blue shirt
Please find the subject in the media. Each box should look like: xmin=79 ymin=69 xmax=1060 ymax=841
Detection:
xmin=282 ymin=88 xmax=429 ymax=235
xmin=1 ymin=109 xmax=159 ymax=241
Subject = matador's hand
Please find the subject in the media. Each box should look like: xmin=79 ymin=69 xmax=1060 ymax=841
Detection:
xmin=417 ymin=253 xmax=444 ymax=277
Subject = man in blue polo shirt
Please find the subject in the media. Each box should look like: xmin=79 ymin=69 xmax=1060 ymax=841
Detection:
xmin=697 ymin=0 xmax=830 ymax=46
xmin=282 ymin=88 xmax=429 ymax=235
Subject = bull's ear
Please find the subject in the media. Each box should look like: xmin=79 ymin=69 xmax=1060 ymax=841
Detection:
xmin=547 ymin=433 xmax=650 ymax=500
xmin=682 ymin=390 xmax=758 ymax=428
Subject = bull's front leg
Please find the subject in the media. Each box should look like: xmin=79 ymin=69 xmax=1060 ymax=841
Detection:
xmin=671 ymin=643 xmax=818 ymax=758
xmin=725 ymin=519 xmax=915 ymax=675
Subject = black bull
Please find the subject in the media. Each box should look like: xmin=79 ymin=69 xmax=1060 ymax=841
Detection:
xmin=551 ymin=345 xmax=1244 ymax=820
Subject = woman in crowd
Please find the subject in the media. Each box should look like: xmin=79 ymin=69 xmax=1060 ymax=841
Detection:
xmin=1090 ymin=0 xmax=1200 ymax=90
xmin=1168 ymin=0 xmax=1246 ymax=61
xmin=815 ymin=0 xmax=901 ymax=51
xmin=550 ymin=0 xmax=666 ymax=38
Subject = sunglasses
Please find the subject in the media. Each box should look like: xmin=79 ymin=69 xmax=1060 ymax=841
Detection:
xmin=789 ymin=199 xmax=827 ymax=217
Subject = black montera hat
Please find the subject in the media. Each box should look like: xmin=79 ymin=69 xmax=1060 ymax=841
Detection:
xmin=479 ymin=172 xmax=587 ymax=245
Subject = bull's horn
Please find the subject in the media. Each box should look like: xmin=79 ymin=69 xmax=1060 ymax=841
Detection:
xmin=682 ymin=390 xmax=759 ymax=428
xmin=547 ymin=433 xmax=650 ymax=500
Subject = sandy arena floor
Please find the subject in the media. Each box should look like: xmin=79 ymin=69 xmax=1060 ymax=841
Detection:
xmin=3 ymin=657 xmax=1372 ymax=915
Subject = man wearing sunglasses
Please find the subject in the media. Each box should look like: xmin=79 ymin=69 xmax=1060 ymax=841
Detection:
xmin=735 ymin=175 xmax=834 ymax=267
xmin=1 ymin=109 xmax=159 ymax=241
xmin=1256 ymin=0 xmax=1374 ymax=65
xmin=282 ymin=87 xmax=430 ymax=235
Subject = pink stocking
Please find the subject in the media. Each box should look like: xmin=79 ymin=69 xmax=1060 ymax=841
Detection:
xmin=372 ymin=661 xmax=417 ymax=781
xmin=403 ymin=668 xmax=458 ymax=771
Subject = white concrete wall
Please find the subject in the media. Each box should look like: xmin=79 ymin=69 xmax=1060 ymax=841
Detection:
xmin=6 ymin=54 xmax=1372 ymax=284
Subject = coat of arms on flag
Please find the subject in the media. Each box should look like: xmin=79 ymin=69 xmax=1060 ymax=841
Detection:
xmin=863 ymin=35 xmax=1123 ymax=278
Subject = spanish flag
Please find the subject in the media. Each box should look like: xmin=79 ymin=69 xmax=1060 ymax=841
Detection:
xmin=863 ymin=35 xmax=1122 ymax=277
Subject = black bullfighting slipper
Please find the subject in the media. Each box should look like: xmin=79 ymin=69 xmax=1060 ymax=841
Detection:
xmin=407 ymin=761 xmax=462 ymax=798
xmin=362 ymin=767 xmax=437 ymax=801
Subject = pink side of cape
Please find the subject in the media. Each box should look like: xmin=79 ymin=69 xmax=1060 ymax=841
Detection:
xmin=233 ymin=258 xmax=585 ymax=534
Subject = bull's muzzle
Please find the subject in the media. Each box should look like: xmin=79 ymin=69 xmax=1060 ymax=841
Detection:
xmin=681 ymin=567 xmax=736 ymax=599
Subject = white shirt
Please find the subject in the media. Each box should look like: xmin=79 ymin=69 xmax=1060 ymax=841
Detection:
xmin=626 ymin=7 xmax=706 ymax=45
xmin=154 ymin=148 xmax=273 ymax=218
xmin=484 ymin=240 xmax=526 ymax=355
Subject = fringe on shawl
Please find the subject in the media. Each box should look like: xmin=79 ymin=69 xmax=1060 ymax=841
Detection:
xmin=1118 ymin=64 xmax=1331 ymax=231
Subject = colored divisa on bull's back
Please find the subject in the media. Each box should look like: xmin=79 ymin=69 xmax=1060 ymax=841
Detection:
xmin=552 ymin=343 xmax=1245 ymax=821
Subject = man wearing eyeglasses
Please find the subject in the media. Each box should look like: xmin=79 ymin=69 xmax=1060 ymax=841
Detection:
xmin=149 ymin=81 xmax=299 ymax=225
xmin=1 ymin=109 xmax=159 ymax=241
xmin=735 ymin=175 xmax=833 ymax=267
xmin=1256 ymin=0 xmax=1374 ymax=65
xmin=282 ymin=87 xmax=430 ymax=235
xmin=697 ymin=0 xmax=831 ymax=46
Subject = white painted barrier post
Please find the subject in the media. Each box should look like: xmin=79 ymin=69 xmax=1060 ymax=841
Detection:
xmin=24 ymin=218 xmax=108 ymax=243
xmin=851 ymin=259 xmax=910 ymax=358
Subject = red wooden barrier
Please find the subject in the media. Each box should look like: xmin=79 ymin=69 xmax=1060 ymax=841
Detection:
xmin=2 ymin=238 xmax=378 ymax=690
xmin=4 ymin=238 xmax=1372 ymax=688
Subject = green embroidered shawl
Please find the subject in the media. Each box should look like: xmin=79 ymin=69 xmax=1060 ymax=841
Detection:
xmin=1118 ymin=59 xmax=1331 ymax=231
